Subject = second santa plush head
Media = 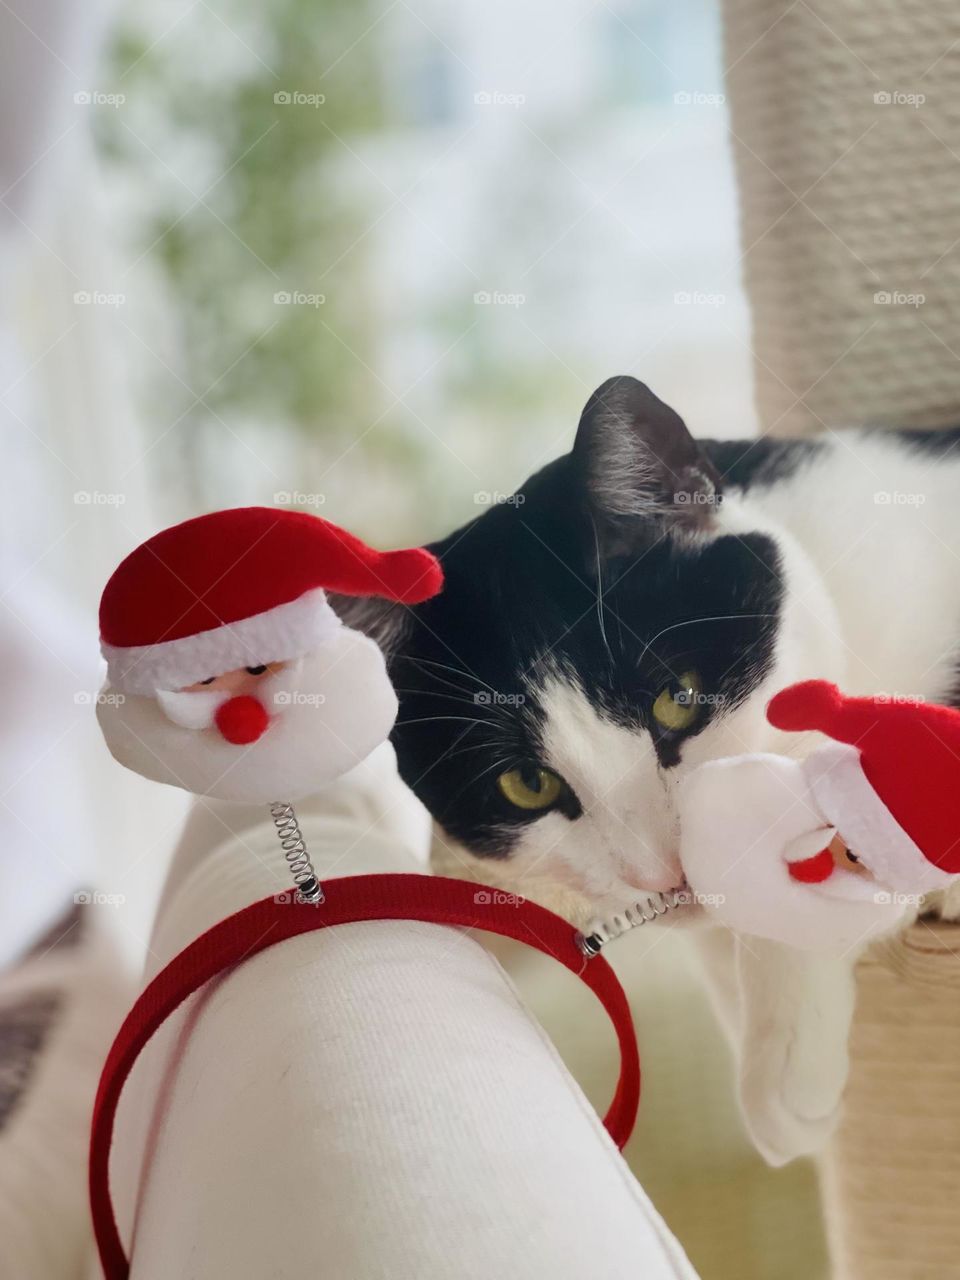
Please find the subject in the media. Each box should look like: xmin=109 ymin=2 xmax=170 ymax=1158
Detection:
xmin=678 ymin=679 xmax=960 ymax=951
xmin=97 ymin=506 xmax=442 ymax=802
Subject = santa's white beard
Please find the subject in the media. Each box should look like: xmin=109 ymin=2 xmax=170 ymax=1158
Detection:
xmin=98 ymin=631 xmax=398 ymax=803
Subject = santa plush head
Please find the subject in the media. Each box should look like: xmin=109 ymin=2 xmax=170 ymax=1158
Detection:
xmin=767 ymin=680 xmax=960 ymax=893
xmin=678 ymin=752 xmax=908 ymax=952
xmin=97 ymin=507 xmax=442 ymax=803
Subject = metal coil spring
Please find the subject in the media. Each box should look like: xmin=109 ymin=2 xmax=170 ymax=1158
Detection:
xmin=269 ymin=801 xmax=324 ymax=904
xmin=577 ymin=887 xmax=688 ymax=958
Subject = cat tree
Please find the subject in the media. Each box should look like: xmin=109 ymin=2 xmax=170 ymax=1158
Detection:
xmin=722 ymin=2 xmax=960 ymax=1274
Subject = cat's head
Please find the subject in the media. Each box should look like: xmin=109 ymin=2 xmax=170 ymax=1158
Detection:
xmin=335 ymin=377 xmax=790 ymax=916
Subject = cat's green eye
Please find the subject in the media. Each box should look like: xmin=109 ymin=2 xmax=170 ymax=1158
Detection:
xmin=652 ymin=670 xmax=703 ymax=732
xmin=497 ymin=765 xmax=564 ymax=811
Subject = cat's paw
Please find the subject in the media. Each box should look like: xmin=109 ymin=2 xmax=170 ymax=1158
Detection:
xmin=738 ymin=1023 xmax=849 ymax=1166
xmin=733 ymin=939 xmax=856 ymax=1166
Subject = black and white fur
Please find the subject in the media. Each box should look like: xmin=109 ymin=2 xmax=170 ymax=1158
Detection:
xmin=335 ymin=376 xmax=960 ymax=1164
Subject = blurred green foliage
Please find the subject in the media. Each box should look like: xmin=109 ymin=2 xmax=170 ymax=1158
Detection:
xmin=97 ymin=0 xmax=385 ymax=440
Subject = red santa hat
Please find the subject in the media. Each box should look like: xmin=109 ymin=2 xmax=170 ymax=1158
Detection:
xmin=100 ymin=507 xmax=442 ymax=696
xmin=767 ymin=680 xmax=960 ymax=891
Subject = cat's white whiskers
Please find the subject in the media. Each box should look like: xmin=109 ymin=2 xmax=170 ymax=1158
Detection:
xmin=392 ymin=686 xmax=504 ymax=710
xmin=405 ymin=655 xmax=503 ymax=697
xmin=443 ymin=752 xmax=519 ymax=809
xmin=591 ymin=517 xmax=615 ymax=668
xmin=402 ymin=657 xmax=522 ymax=729
xmin=635 ymin=612 xmax=780 ymax=667
xmin=443 ymin=738 xmax=512 ymax=764
xmin=395 ymin=715 xmax=512 ymax=732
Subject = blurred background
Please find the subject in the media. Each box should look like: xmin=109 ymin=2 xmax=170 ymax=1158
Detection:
xmin=4 ymin=0 xmax=760 ymax=943
xmin=0 ymin=3 xmax=817 ymax=1278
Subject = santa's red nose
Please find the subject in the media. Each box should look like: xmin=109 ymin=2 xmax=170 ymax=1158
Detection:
xmin=214 ymin=695 xmax=270 ymax=745
xmin=787 ymin=847 xmax=834 ymax=884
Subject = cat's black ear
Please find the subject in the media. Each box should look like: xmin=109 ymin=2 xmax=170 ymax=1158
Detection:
xmin=327 ymin=592 xmax=410 ymax=661
xmin=572 ymin=376 xmax=721 ymax=532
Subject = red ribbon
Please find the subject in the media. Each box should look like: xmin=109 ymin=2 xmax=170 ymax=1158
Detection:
xmin=89 ymin=873 xmax=640 ymax=1279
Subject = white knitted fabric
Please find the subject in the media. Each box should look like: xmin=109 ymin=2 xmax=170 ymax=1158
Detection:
xmin=102 ymin=745 xmax=699 ymax=1280
xmin=722 ymin=0 xmax=960 ymax=434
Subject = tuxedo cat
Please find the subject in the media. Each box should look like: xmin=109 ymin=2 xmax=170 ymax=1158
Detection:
xmin=334 ymin=375 xmax=960 ymax=1164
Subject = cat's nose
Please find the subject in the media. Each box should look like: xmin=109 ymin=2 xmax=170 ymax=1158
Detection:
xmin=620 ymin=855 xmax=684 ymax=894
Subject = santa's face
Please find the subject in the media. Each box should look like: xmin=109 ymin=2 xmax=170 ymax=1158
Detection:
xmin=827 ymin=832 xmax=871 ymax=878
xmin=679 ymin=753 xmax=909 ymax=951
xmin=97 ymin=628 xmax=398 ymax=803
xmin=157 ymin=661 xmax=295 ymax=738
xmin=181 ymin=661 xmax=287 ymax=696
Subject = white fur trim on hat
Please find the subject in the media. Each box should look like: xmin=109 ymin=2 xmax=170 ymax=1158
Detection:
xmin=803 ymin=741 xmax=951 ymax=894
xmin=101 ymin=588 xmax=342 ymax=696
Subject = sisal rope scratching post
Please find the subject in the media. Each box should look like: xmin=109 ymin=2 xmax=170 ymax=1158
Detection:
xmin=722 ymin=0 xmax=960 ymax=436
xmin=721 ymin=3 xmax=960 ymax=1273
xmin=821 ymin=917 xmax=960 ymax=1280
